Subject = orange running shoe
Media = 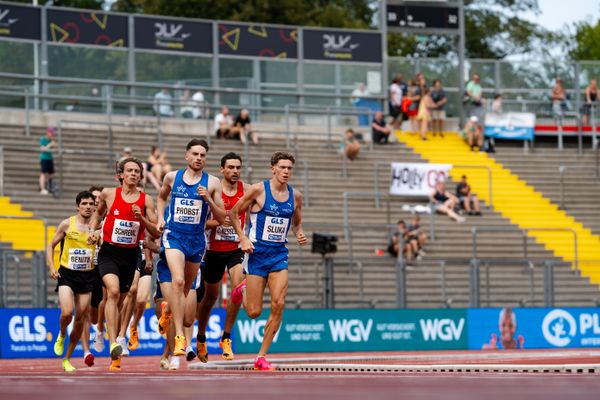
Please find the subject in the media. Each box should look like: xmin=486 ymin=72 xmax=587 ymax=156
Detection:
xmin=109 ymin=357 xmax=121 ymax=372
xmin=128 ymin=326 xmax=139 ymax=351
xmin=173 ymin=335 xmax=186 ymax=356
xmin=158 ymin=301 xmax=172 ymax=335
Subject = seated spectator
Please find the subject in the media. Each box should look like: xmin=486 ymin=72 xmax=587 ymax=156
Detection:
xmin=551 ymin=77 xmax=566 ymax=120
xmin=407 ymin=215 xmax=427 ymax=260
xmin=431 ymin=181 xmax=465 ymax=223
xmin=491 ymin=93 xmax=503 ymax=113
xmin=456 ymin=175 xmax=482 ymax=216
xmin=214 ymin=106 xmax=234 ymax=139
xmin=191 ymin=90 xmax=206 ymax=119
xmin=341 ymin=128 xmax=361 ymax=161
xmin=371 ymin=111 xmax=391 ymax=144
xmin=153 ymin=88 xmax=174 ymax=117
xmin=147 ymin=146 xmax=172 ymax=183
xmin=580 ymin=79 xmax=598 ymax=126
xmin=233 ymin=109 xmax=258 ymax=145
xmin=179 ymin=89 xmax=195 ymax=118
xmin=119 ymin=146 xmax=133 ymax=163
xmin=461 ymin=116 xmax=483 ymax=151
xmin=387 ymin=220 xmax=414 ymax=263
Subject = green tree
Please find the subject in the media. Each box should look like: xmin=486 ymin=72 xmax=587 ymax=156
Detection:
xmin=11 ymin=0 xmax=103 ymax=9
xmin=569 ymin=20 xmax=600 ymax=60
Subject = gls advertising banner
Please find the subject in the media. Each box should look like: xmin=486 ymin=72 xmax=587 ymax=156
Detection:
xmin=389 ymin=162 xmax=451 ymax=197
xmin=468 ymin=307 xmax=600 ymax=350
xmin=484 ymin=112 xmax=535 ymax=141
xmin=0 ymin=308 xmax=225 ymax=358
xmin=303 ymin=29 xmax=382 ymax=63
xmin=234 ymin=309 xmax=467 ymax=353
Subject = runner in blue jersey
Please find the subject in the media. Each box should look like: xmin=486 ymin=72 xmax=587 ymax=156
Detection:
xmin=230 ymin=151 xmax=307 ymax=370
xmin=156 ymin=138 xmax=225 ymax=356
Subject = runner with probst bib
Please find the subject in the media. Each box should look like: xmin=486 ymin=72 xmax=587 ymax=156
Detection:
xmin=88 ymin=157 xmax=157 ymax=372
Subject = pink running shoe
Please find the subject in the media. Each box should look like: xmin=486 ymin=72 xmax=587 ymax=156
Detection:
xmin=254 ymin=356 xmax=275 ymax=371
xmin=231 ymin=279 xmax=246 ymax=305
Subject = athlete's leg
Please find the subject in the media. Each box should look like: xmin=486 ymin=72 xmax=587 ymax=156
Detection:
xmin=196 ymin=281 xmax=219 ymax=335
xmin=118 ymin=271 xmax=140 ymax=340
xmin=65 ymin=293 xmax=91 ymax=360
xmin=132 ymin=275 xmax=152 ymax=329
xmin=244 ymin=274 xmax=268 ymax=319
xmin=102 ymin=273 xmax=126 ymax=353
xmin=57 ymin=286 xmax=75 ymax=337
xmin=97 ymin=288 xmax=107 ymax=333
xmin=257 ymin=270 xmax=288 ymax=357
xmin=223 ymin=264 xmax=244 ymax=336
xmin=164 ymin=249 xmax=186 ymax=338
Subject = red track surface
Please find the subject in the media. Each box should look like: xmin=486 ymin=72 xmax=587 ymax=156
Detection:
xmin=0 ymin=350 xmax=599 ymax=400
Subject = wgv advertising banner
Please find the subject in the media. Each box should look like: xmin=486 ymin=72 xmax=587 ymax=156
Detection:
xmin=234 ymin=309 xmax=467 ymax=353
xmin=468 ymin=307 xmax=600 ymax=350
xmin=484 ymin=112 xmax=535 ymax=141
xmin=0 ymin=308 xmax=225 ymax=358
xmin=389 ymin=162 xmax=451 ymax=197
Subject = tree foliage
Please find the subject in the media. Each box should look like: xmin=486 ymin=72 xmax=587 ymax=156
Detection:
xmin=11 ymin=0 xmax=103 ymax=9
xmin=569 ymin=20 xmax=600 ymax=61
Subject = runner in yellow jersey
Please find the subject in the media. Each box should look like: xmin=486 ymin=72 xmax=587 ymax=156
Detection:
xmin=46 ymin=191 xmax=98 ymax=372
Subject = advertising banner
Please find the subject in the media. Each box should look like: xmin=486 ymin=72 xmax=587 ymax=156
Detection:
xmin=234 ymin=309 xmax=467 ymax=353
xmin=135 ymin=16 xmax=212 ymax=53
xmin=0 ymin=2 xmax=40 ymax=40
xmin=468 ymin=307 xmax=600 ymax=350
xmin=389 ymin=162 xmax=452 ymax=197
xmin=47 ymin=8 xmax=128 ymax=47
xmin=0 ymin=308 xmax=225 ymax=358
xmin=303 ymin=29 xmax=381 ymax=63
xmin=484 ymin=112 xmax=535 ymax=141
xmin=218 ymin=23 xmax=297 ymax=59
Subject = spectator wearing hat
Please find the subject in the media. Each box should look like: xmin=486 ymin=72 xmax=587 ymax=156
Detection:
xmin=461 ymin=116 xmax=483 ymax=151
xmin=39 ymin=127 xmax=56 ymax=195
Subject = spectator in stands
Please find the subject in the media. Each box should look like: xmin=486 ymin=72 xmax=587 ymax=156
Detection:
xmin=191 ymin=90 xmax=206 ymax=119
xmin=407 ymin=215 xmax=427 ymax=260
xmin=39 ymin=127 xmax=56 ymax=195
xmin=405 ymin=79 xmax=421 ymax=135
xmin=147 ymin=146 xmax=171 ymax=183
xmin=417 ymin=88 xmax=434 ymax=141
xmin=431 ymin=181 xmax=465 ymax=223
xmin=233 ymin=109 xmax=258 ymax=145
xmin=179 ymin=89 xmax=194 ymax=118
xmin=551 ymin=77 xmax=566 ymax=120
xmin=119 ymin=146 xmax=132 ymax=163
xmin=388 ymin=75 xmax=403 ymax=129
xmin=387 ymin=220 xmax=413 ymax=263
xmin=214 ymin=106 xmax=234 ymax=139
xmin=351 ymin=82 xmax=370 ymax=105
xmin=461 ymin=116 xmax=484 ymax=152
xmin=341 ymin=128 xmax=361 ymax=161
xmin=491 ymin=93 xmax=503 ymax=113
xmin=580 ymin=79 xmax=598 ymax=126
xmin=371 ymin=111 xmax=392 ymax=144
xmin=466 ymin=73 xmax=484 ymax=121
xmin=153 ymin=88 xmax=174 ymax=117
xmin=431 ymin=79 xmax=448 ymax=137
xmin=456 ymin=175 xmax=482 ymax=216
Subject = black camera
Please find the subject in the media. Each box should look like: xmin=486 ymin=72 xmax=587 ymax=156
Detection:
xmin=311 ymin=232 xmax=338 ymax=255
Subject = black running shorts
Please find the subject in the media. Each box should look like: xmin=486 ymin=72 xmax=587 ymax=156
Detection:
xmin=56 ymin=266 xmax=96 ymax=294
xmin=98 ymin=242 xmax=139 ymax=293
xmin=203 ymin=249 xmax=245 ymax=284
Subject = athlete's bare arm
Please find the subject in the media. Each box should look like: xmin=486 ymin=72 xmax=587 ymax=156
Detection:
xmin=230 ymin=182 xmax=264 ymax=253
xmin=46 ymin=218 xmax=69 ymax=279
xmin=199 ymin=174 xmax=226 ymax=224
xmin=292 ymin=189 xmax=308 ymax=246
xmin=88 ymin=188 xmax=112 ymax=244
xmin=132 ymin=195 xmax=159 ymax=238
xmin=156 ymin=171 xmax=176 ymax=232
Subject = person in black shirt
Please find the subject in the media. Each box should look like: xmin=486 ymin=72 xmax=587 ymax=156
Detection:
xmin=430 ymin=181 xmax=465 ymax=223
xmin=233 ymin=109 xmax=258 ymax=145
xmin=456 ymin=175 xmax=482 ymax=215
xmin=371 ymin=111 xmax=392 ymax=144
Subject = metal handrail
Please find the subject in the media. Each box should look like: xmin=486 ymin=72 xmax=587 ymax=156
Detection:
xmin=559 ymin=165 xmax=600 ymax=209
xmin=471 ymin=226 xmax=578 ymax=273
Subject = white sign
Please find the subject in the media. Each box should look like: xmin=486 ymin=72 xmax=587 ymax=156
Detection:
xmin=389 ymin=162 xmax=451 ymax=197
xmin=484 ymin=112 xmax=535 ymax=140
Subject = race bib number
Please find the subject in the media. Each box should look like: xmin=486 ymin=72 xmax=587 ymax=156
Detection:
xmin=67 ymin=248 xmax=93 ymax=270
xmin=173 ymin=197 xmax=202 ymax=224
xmin=111 ymin=219 xmax=140 ymax=245
xmin=215 ymin=225 xmax=239 ymax=242
xmin=261 ymin=217 xmax=290 ymax=243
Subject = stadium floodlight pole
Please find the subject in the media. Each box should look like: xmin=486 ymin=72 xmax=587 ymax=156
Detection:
xmin=380 ymin=0 xmax=388 ymax=109
xmin=458 ymin=0 xmax=466 ymax=127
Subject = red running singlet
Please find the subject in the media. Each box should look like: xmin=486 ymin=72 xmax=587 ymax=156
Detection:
xmin=102 ymin=187 xmax=146 ymax=248
xmin=208 ymin=181 xmax=245 ymax=252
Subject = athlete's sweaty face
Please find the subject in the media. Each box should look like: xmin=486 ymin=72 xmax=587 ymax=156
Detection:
xmin=185 ymin=145 xmax=207 ymax=172
xmin=272 ymin=159 xmax=293 ymax=184
xmin=222 ymin=159 xmax=241 ymax=184
xmin=121 ymin=162 xmax=141 ymax=186
xmin=78 ymin=198 xmax=95 ymax=218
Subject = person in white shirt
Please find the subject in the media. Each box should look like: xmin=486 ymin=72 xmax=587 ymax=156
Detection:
xmin=350 ymin=83 xmax=370 ymax=105
xmin=154 ymin=88 xmax=174 ymax=117
xmin=388 ymin=74 xmax=403 ymax=129
xmin=214 ymin=106 xmax=234 ymax=139
xmin=191 ymin=90 xmax=205 ymax=119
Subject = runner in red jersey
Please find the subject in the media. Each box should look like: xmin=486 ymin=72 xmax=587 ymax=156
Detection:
xmin=196 ymin=152 xmax=249 ymax=362
xmin=88 ymin=157 xmax=158 ymax=371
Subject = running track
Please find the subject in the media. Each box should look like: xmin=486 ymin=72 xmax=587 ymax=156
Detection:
xmin=1 ymin=350 xmax=599 ymax=399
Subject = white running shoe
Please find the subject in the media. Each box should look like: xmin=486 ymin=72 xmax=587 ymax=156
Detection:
xmin=93 ymin=330 xmax=105 ymax=353
xmin=117 ymin=336 xmax=129 ymax=356
xmin=168 ymin=356 xmax=180 ymax=370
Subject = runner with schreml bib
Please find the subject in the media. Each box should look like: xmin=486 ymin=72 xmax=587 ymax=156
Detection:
xmin=196 ymin=152 xmax=248 ymax=362
xmin=88 ymin=157 xmax=157 ymax=372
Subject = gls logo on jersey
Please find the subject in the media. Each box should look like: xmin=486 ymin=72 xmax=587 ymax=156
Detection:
xmin=9 ymin=315 xmax=47 ymax=342
xmin=237 ymin=319 xmax=280 ymax=344
xmin=329 ymin=319 xmax=372 ymax=343
xmin=420 ymin=318 xmax=465 ymax=342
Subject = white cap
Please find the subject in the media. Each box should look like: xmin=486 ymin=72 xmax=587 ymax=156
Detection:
xmin=469 ymin=116 xmax=479 ymax=123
